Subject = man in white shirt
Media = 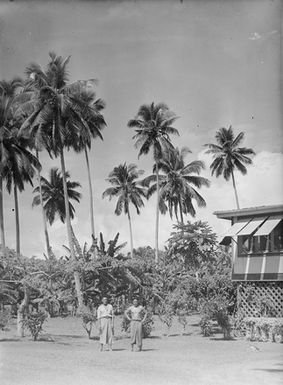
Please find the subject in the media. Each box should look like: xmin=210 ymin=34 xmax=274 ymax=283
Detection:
xmin=97 ymin=296 xmax=114 ymax=351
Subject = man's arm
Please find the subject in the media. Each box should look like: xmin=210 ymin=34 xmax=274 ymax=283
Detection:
xmin=141 ymin=308 xmax=147 ymax=323
xmin=97 ymin=307 xmax=102 ymax=333
xmin=110 ymin=305 xmax=114 ymax=328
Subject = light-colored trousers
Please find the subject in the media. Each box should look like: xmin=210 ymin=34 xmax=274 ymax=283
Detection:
xmin=99 ymin=317 xmax=113 ymax=345
xmin=130 ymin=320 xmax=143 ymax=347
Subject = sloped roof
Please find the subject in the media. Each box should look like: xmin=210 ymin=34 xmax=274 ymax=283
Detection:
xmin=214 ymin=204 xmax=283 ymax=220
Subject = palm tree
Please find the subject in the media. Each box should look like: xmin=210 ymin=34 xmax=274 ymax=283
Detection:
xmin=204 ymin=126 xmax=255 ymax=209
xmin=102 ymin=163 xmax=146 ymax=258
xmin=32 ymin=167 xmax=81 ymax=226
xmin=0 ymin=78 xmax=25 ymax=255
xmin=0 ymin=124 xmax=39 ymax=256
xmin=19 ymin=52 xmax=92 ymax=310
xmin=67 ymin=87 xmax=106 ymax=240
xmin=12 ymin=79 xmax=53 ymax=259
xmin=143 ymin=147 xmax=210 ymax=224
xmin=128 ymin=102 xmax=179 ymax=263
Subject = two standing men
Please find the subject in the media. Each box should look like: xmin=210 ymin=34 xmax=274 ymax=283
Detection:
xmin=97 ymin=297 xmax=147 ymax=352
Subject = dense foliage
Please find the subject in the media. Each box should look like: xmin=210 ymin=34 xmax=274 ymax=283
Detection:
xmin=23 ymin=310 xmax=48 ymax=341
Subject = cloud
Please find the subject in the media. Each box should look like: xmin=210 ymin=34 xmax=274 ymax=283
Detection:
xmin=249 ymin=32 xmax=262 ymax=41
xmin=248 ymin=30 xmax=278 ymax=41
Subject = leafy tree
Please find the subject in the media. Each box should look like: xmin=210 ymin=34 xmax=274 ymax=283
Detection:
xmin=63 ymin=229 xmax=129 ymax=307
xmin=143 ymin=147 xmax=210 ymax=224
xmin=102 ymin=163 xmax=146 ymax=258
xmin=96 ymin=232 xmax=127 ymax=259
xmin=128 ymin=102 xmax=179 ymax=263
xmin=204 ymin=126 xmax=255 ymax=209
xmin=167 ymin=221 xmax=217 ymax=274
xmin=0 ymin=246 xmax=75 ymax=331
xmin=32 ymin=167 xmax=81 ymax=225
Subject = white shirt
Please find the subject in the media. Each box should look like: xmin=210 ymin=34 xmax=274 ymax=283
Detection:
xmin=127 ymin=305 xmax=144 ymax=321
xmin=97 ymin=304 xmax=113 ymax=319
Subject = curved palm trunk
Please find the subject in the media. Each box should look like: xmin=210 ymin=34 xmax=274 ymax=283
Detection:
xmin=155 ymin=163 xmax=160 ymax=264
xmin=14 ymin=185 xmax=20 ymax=256
xmin=127 ymin=207 xmax=134 ymax=258
xmin=84 ymin=147 xmax=95 ymax=239
xmin=0 ymin=177 xmax=6 ymax=255
xmin=36 ymin=151 xmax=51 ymax=259
xmin=231 ymin=170 xmax=240 ymax=209
xmin=59 ymin=147 xmax=84 ymax=311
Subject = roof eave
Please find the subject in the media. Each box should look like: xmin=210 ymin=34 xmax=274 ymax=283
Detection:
xmin=214 ymin=204 xmax=283 ymax=220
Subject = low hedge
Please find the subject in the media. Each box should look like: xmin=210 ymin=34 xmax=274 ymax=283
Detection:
xmin=244 ymin=317 xmax=283 ymax=343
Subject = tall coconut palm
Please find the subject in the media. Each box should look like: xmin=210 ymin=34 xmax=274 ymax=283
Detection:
xmin=204 ymin=126 xmax=255 ymax=209
xmin=66 ymin=87 xmax=106 ymax=240
xmin=143 ymin=147 xmax=210 ymax=224
xmin=19 ymin=52 xmax=92 ymax=310
xmin=0 ymin=128 xmax=40 ymax=256
xmin=102 ymin=163 xmax=146 ymax=258
xmin=32 ymin=167 xmax=81 ymax=225
xmin=11 ymin=79 xmax=54 ymax=259
xmin=128 ymin=102 xmax=179 ymax=263
xmin=0 ymin=78 xmax=25 ymax=255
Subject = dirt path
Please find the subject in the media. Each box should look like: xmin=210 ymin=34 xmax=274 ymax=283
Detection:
xmin=1 ymin=316 xmax=282 ymax=385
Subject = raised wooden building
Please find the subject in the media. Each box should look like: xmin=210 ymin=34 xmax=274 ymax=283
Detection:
xmin=214 ymin=204 xmax=283 ymax=317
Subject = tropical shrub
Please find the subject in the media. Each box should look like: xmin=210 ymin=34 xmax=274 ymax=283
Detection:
xmin=177 ymin=309 xmax=189 ymax=334
xmin=0 ymin=308 xmax=11 ymax=330
xmin=81 ymin=309 xmax=97 ymax=339
xmin=200 ymin=316 xmax=214 ymax=337
xmin=199 ymin=296 xmax=232 ymax=339
xmin=157 ymin=302 xmax=175 ymax=335
xmin=244 ymin=317 xmax=283 ymax=343
xmin=142 ymin=310 xmax=154 ymax=337
xmin=23 ymin=311 xmax=48 ymax=341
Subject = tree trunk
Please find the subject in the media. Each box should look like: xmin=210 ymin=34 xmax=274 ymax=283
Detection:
xmin=0 ymin=177 xmax=6 ymax=255
xmin=179 ymin=199 xmax=184 ymax=225
xmin=155 ymin=162 xmax=160 ymax=264
xmin=36 ymin=151 xmax=52 ymax=259
xmin=17 ymin=286 xmax=29 ymax=337
xmin=127 ymin=207 xmax=134 ymax=259
xmin=231 ymin=171 xmax=240 ymax=209
xmin=14 ymin=184 xmax=20 ymax=256
xmin=59 ymin=147 xmax=84 ymax=311
xmin=84 ymin=147 xmax=95 ymax=240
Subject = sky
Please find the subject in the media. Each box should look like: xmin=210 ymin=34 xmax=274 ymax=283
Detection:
xmin=0 ymin=0 xmax=282 ymax=258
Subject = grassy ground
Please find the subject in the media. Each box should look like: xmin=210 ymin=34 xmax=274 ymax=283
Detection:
xmin=0 ymin=314 xmax=282 ymax=385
